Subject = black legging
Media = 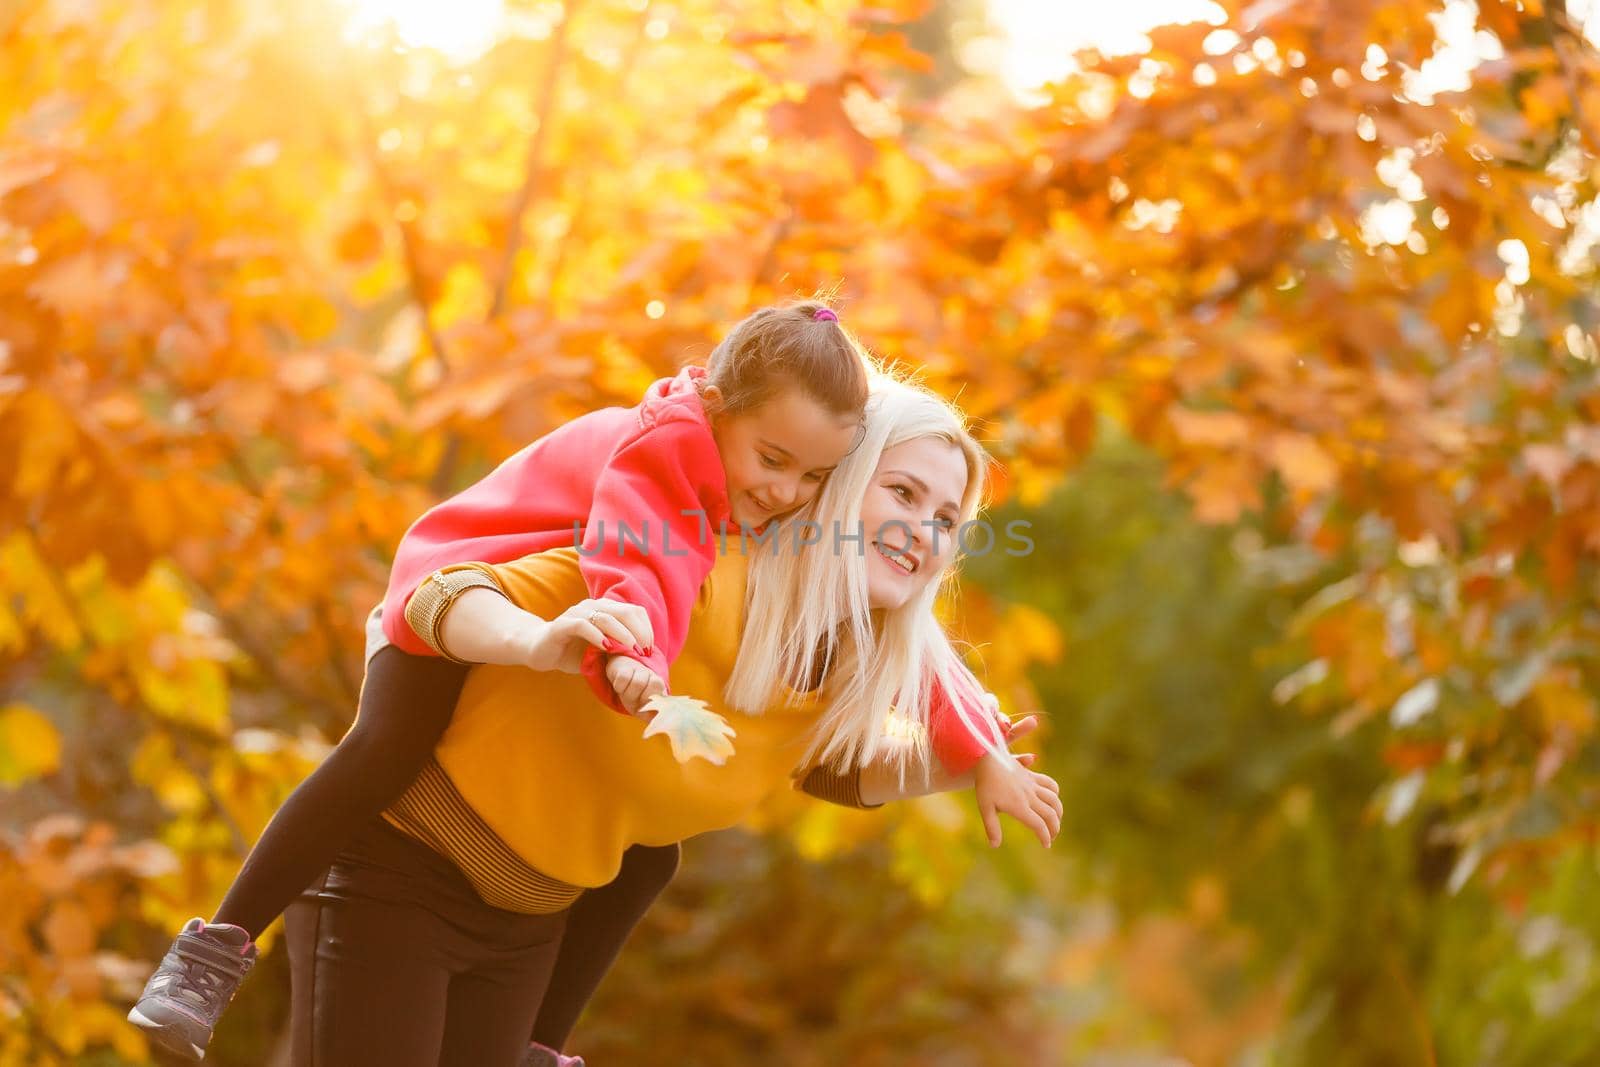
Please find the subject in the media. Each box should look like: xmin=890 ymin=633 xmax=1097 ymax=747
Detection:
xmin=215 ymin=644 xmax=677 ymax=1051
xmin=286 ymin=818 xmax=569 ymax=1067
xmin=533 ymin=840 xmax=679 ymax=1048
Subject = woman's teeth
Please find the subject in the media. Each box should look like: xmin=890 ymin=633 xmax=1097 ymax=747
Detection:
xmin=874 ymin=541 xmax=917 ymax=574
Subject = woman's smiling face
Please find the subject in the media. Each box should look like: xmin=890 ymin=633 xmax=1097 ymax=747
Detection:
xmin=856 ymin=436 xmax=970 ymax=610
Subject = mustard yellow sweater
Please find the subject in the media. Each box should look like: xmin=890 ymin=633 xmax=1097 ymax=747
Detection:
xmin=383 ymin=546 xmax=841 ymax=913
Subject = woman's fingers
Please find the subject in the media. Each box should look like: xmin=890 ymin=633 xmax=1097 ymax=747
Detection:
xmin=578 ymin=599 xmax=654 ymax=649
xmin=554 ymin=609 xmax=617 ymax=652
xmin=622 ymin=602 xmax=655 ymax=648
xmin=604 ymin=600 xmax=653 ymax=648
xmin=573 ymin=604 xmax=637 ymax=649
xmin=1017 ymin=753 xmax=1038 ymax=767
xmin=564 ymin=618 xmax=611 ymax=649
xmin=1034 ymin=788 xmax=1063 ymax=828
xmin=1039 ymin=784 xmax=1064 ymax=821
xmin=1036 ymin=799 xmax=1062 ymax=844
xmin=1030 ymin=778 xmax=1063 ymax=823
xmin=571 ymin=601 xmax=628 ymax=646
xmin=1019 ymin=805 xmax=1051 ymax=848
xmin=979 ymin=801 xmax=1002 ymax=848
xmin=1006 ymin=715 xmax=1040 ymax=742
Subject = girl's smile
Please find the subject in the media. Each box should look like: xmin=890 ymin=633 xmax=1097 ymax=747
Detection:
xmin=709 ymin=388 xmax=861 ymax=528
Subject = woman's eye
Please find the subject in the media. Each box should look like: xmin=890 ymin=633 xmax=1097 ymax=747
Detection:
xmin=759 ymin=454 xmax=782 ymax=469
xmin=804 ymin=471 xmax=825 ymax=484
xmin=936 ymin=515 xmax=956 ymax=531
xmin=890 ymin=484 xmax=912 ymax=501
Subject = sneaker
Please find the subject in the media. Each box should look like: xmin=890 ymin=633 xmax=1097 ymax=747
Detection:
xmin=127 ymin=918 xmax=257 ymax=1062
xmin=523 ymin=1041 xmax=586 ymax=1067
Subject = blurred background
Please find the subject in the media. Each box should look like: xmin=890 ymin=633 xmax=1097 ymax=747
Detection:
xmin=4 ymin=0 xmax=1600 ymax=1063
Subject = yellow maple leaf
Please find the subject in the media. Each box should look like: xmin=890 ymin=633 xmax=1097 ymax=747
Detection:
xmin=640 ymin=694 xmax=737 ymax=766
xmin=0 ymin=703 xmax=62 ymax=786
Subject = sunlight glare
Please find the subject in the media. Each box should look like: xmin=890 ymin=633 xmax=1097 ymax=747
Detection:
xmin=989 ymin=0 xmax=1226 ymax=101
xmin=340 ymin=0 xmax=506 ymax=60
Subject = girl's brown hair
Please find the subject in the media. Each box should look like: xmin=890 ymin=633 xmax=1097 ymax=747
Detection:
xmin=701 ymin=300 xmax=871 ymax=419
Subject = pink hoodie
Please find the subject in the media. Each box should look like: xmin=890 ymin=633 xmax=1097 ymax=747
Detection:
xmin=381 ymin=366 xmax=1000 ymax=770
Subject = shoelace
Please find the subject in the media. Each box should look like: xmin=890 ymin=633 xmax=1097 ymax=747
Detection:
xmin=160 ymin=939 xmax=245 ymax=1013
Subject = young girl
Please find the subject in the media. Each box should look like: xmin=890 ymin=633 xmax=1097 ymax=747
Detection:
xmin=281 ymin=375 xmax=1058 ymax=1066
xmin=128 ymin=304 xmax=1006 ymax=1062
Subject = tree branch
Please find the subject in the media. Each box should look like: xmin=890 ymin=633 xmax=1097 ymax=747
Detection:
xmin=359 ymin=110 xmax=456 ymax=376
xmin=489 ymin=0 xmax=587 ymax=318
xmin=428 ymin=0 xmax=588 ymax=496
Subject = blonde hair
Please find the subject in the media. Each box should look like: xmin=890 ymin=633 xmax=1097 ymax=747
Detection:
xmin=724 ymin=372 xmax=998 ymax=775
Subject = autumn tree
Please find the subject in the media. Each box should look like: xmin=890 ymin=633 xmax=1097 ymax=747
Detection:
xmin=2 ymin=0 xmax=1597 ymax=1062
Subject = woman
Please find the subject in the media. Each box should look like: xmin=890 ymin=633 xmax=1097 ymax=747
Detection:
xmin=284 ymin=377 xmax=1062 ymax=1066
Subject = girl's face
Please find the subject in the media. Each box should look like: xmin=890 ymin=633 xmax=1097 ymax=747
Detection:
xmin=711 ymin=388 xmax=860 ymax=528
xmin=857 ymin=437 xmax=970 ymax=611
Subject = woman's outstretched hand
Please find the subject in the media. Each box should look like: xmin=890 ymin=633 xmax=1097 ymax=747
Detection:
xmin=973 ymin=746 xmax=1062 ymax=849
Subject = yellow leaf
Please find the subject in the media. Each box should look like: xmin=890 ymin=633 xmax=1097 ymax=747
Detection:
xmin=42 ymin=900 xmax=94 ymax=959
xmin=130 ymin=734 xmax=206 ymax=814
xmin=0 ymin=533 xmax=82 ymax=650
xmin=1169 ymin=407 xmax=1252 ymax=447
xmin=1268 ymin=432 xmax=1338 ymax=494
xmin=1535 ymin=678 xmax=1596 ymax=737
xmin=10 ymin=391 xmax=79 ymax=500
xmin=640 ymin=694 xmax=737 ymax=765
xmin=0 ymin=704 xmax=62 ymax=786
xmin=1183 ymin=455 xmax=1263 ymax=524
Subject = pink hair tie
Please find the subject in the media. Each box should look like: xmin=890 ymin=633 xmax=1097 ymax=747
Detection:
xmin=813 ymin=308 xmax=838 ymax=322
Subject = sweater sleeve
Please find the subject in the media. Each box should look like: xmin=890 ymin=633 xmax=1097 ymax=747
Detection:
xmin=926 ymin=655 xmax=1005 ymax=776
xmin=576 ymin=412 xmax=726 ymax=714
xmin=795 ymin=765 xmax=882 ymax=809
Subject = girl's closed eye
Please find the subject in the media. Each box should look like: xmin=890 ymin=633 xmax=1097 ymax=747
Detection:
xmin=760 ymin=453 xmax=784 ymax=470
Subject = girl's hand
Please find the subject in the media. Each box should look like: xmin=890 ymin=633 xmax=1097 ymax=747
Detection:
xmin=605 ymin=655 xmax=668 ymax=718
xmin=973 ymin=751 xmax=1062 ymax=849
xmin=519 ymin=599 xmax=656 ymax=674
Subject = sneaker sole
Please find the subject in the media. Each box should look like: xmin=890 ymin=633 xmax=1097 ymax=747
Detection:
xmin=128 ymin=1006 xmax=207 ymax=1062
